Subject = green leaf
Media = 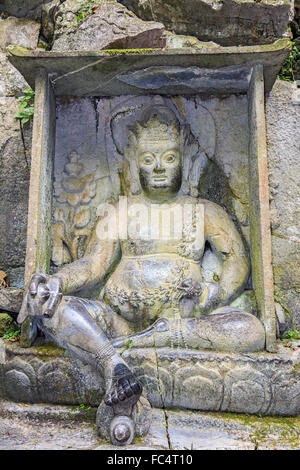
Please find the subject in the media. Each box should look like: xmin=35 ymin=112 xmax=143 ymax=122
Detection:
xmin=19 ymin=102 xmax=28 ymax=110
xmin=23 ymin=89 xmax=35 ymax=96
xmin=15 ymin=112 xmax=27 ymax=118
xmin=25 ymin=106 xmax=34 ymax=113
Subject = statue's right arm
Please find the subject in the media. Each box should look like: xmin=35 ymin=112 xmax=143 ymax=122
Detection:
xmin=21 ymin=206 xmax=121 ymax=320
xmin=55 ymin=217 xmax=121 ymax=295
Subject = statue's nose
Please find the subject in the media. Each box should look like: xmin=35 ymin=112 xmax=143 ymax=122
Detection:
xmin=153 ymin=159 xmax=165 ymax=173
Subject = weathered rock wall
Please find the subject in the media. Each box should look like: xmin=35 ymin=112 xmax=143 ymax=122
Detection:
xmin=0 ymin=16 xmax=36 ymax=287
xmin=117 ymin=0 xmax=293 ymax=46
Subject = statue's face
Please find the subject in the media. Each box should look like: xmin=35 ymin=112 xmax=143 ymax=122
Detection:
xmin=137 ymin=132 xmax=182 ymax=201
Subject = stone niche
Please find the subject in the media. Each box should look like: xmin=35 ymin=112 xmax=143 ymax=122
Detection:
xmin=1 ymin=41 xmax=300 ymax=416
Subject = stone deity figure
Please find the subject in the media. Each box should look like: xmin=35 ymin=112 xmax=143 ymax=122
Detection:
xmin=20 ymin=105 xmax=265 ymax=414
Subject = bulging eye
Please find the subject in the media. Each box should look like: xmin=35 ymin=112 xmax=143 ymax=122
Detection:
xmin=143 ymin=154 xmax=154 ymax=165
xmin=164 ymin=154 xmax=175 ymax=163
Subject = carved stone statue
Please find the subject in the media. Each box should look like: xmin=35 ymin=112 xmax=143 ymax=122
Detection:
xmin=19 ymin=105 xmax=265 ymax=444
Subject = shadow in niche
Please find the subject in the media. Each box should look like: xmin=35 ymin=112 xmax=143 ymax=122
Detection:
xmin=198 ymin=159 xmax=253 ymax=291
xmin=198 ymin=159 xmax=243 ymax=231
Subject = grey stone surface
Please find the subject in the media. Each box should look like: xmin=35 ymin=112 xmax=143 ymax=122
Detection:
xmin=52 ymin=1 xmax=166 ymax=52
xmin=1 ymin=340 xmax=300 ymax=416
xmin=7 ymin=39 xmax=291 ymax=95
xmin=230 ymin=291 xmax=257 ymax=315
xmin=0 ymin=0 xmax=62 ymax=20
xmin=117 ymin=0 xmax=293 ymax=46
xmin=0 ymin=52 xmax=29 ymax=97
xmin=22 ymin=69 xmax=55 ymax=289
xmin=0 ymin=17 xmax=33 ymax=98
xmin=266 ymin=80 xmax=300 ymax=329
xmin=165 ymin=32 xmax=220 ymax=50
xmin=0 ymin=97 xmax=31 ymax=285
xmin=0 ymin=17 xmax=40 ymax=51
xmin=167 ymin=413 xmax=255 ymax=450
xmin=0 ymin=288 xmax=24 ymax=313
xmin=0 ymin=339 xmax=106 ymax=405
xmin=248 ymin=65 xmax=277 ymax=352
xmin=165 ymin=409 xmax=300 ymax=450
xmin=0 ymin=399 xmax=299 ymax=450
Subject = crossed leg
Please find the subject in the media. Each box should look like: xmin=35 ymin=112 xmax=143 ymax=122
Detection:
xmin=112 ymin=307 xmax=266 ymax=353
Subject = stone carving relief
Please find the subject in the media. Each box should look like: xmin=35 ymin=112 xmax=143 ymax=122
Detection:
xmin=2 ymin=345 xmax=299 ymax=417
xmin=52 ymin=151 xmax=99 ymax=265
xmin=19 ymin=94 xmax=265 ymax=445
xmin=51 ymin=94 xmax=250 ymax=296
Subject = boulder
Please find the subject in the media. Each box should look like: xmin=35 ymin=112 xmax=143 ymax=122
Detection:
xmin=0 ymin=52 xmax=28 ymax=97
xmin=0 ymin=288 xmax=24 ymax=314
xmin=0 ymin=17 xmax=40 ymax=51
xmin=0 ymin=0 xmax=61 ymax=20
xmin=117 ymin=0 xmax=293 ymax=46
xmin=0 ymin=17 xmax=37 ymax=96
xmin=52 ymin=1 xmax=166 ymax=51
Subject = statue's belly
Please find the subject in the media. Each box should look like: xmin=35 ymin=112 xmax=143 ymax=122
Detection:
xmin=103 ymin=254 xmax=202 ymax=323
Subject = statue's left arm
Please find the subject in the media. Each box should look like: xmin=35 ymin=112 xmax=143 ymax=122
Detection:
xmin=203 ymin=200 xmax=250 ymax=306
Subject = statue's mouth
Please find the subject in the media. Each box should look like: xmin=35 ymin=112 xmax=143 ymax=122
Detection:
xmin=153 ymin=176 xmax=167 ymax=182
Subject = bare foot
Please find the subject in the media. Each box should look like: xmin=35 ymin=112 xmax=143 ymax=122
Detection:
xmin=104 ymin=362 xmax=142 ymax=408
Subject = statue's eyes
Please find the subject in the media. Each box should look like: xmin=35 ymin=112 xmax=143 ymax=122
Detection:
xmin=143 ymin=155 xmax=154 ymax=165
xmin=164 ymin=154 xmax=175 ymax=163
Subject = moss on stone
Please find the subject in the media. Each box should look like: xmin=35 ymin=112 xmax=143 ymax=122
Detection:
xmin=181 ymin=409 xmax=300 ymax=447
xmin=274 ymin=284 xmax=291 ymax=319
xmin=6 ymin=45 xmax=31 ymax=56
xmin=32 ymin=342 xmax=65 ymax=356
xmin=168 ymin=408 xmax=300 ymax=447
xmin=101 ymin=48 xmax=157 ymax=55
xmin=0 ymin=313 xmax=16 ymax=336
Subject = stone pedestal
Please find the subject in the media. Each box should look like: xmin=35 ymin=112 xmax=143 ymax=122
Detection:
xmin=1 ymin=339 xmax=299 ymax=416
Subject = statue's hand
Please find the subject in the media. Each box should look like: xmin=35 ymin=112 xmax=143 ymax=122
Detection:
xmin=200 ymin=282 xmax=220 ymax=312
xmin=27 ymin=274 xmax=63 ymax=318
xmin=178 ymin=278 xmax=202 ymax=299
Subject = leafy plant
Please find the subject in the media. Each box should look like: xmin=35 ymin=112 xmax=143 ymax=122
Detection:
xmin=278 ymin=41 xmax=300 ymax=82
xmin=78 ymin=403 xmax=91 ymax=411
xmin=284 ymin=330 xmax=300 ymax=341
xmin=15 ymin=89 xmax=35 ymax=124
xmin=2 ymin=329 xmax=21 ymax=341
xmin=76 ymin=0 xmax=100 ymax=23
